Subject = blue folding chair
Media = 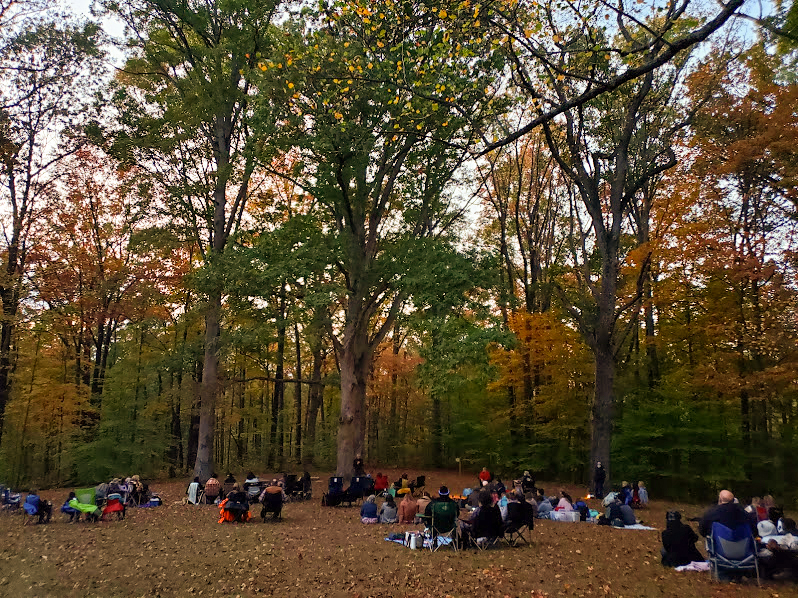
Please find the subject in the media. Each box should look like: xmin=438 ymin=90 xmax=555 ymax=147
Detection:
xmin=706 ymin=522 xmax=760 ymax=585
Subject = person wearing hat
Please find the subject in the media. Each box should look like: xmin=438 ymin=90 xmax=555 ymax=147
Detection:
xmin=661 ymin=510 xmax=703 ymax=567
xmin=423 ymin=486 xmax=454 ymax=519
xmin=520 ymin=470 xmax=535 ymax=494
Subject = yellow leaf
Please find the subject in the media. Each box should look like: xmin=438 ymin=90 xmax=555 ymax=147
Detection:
xmin=416 ymin=124 xmax=422 ymax=129
xmin=552 ymin=34 xmax=561 ymax=43
xmin=367 ymin=62 xmax=373 ymax=69
xmin=439 ymin=9 xmax=447 ymax=18
xmin=334 ymin=112 xmax=343 ymax=119
xmin=287 ymin=82 xmax=295 ymax=88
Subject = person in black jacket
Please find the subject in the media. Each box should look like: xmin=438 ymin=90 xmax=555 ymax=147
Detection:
xmin=594 ymin=462 xmax=606 ymax=499
xmin=661 ymin=511 xmax=703 ymax=567
xmin=698 ymin=490 xmax=755 ymax=537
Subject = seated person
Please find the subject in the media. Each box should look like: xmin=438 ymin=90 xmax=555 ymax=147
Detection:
xmin=68 ymin=492 xmax=100 ymax=522
xmin=478 ymin=467 xmax=492 ymax=484
xmin=416 ymin=492 xmax=432 ymax=520
xmin=300 ymin=471 xmax=312 ymax=495
xmin=698 ymin=490 xmax=755 ymax=537
xmin=379 ymin=494 xmax=399 ymax=523
xmin=222 ymin=483 xmax=250 ymax=523
xmin=520 ymin=471 xmax=535 ymax=494
xmin=620 ymin=501 xmax=637 ymax=526
xmin=461 ymin=490 xmax=503 ymax=545
xmin=61 ymin=492 xmax=81 ymax=522
xmin=244 ymin=472 xmax=261 ymax=502
xmin=661 ymin=510 xmax=703 ymax=567
xmin=504 ymin=491 xmax=533 ymax=530
xmin=466 ymin=486 xmax=482 ymax=508
xmin=374 ymin=473 xmax=390 ymax=495
xmin=360 ymin=494 xmax=378 ymax=523
xmin=203 ymin=474 xmax=221 ymax=503
xmin=637 ymin=481 xmax=649 ymax=507
xmin=536 ymin=493 xmax=553 ymax=519
xmin=760 ymin=538 xmax=798 ymax=580
xmin=130 ymin=475 xmax=146 ymax=504
xmin=555 ymin=490 xmax=573 ymax=511
xmin=619 ymin=482 xmax=633 ymax=505
xmin=422 ymin=486 xmax=460 ymax=543
xmin=224 ymin=472 xmax=236 ymax=484
xmin=108 ymin=478 xmax=122 ymax=494
xmin=606 ymin=497 xmax=625 ymax=526
xmin=186 ymin=477 xmax=203 ymax=505
xmin=259 ymin=481 xmax=285 ymax=520
xmin=23 ymin=490 xmax=52 ymax=524
xmin=398 ymin=492 xmax=418 ymax=524
xmin=493 ymin=478 xmax=506 ymax=496
xmin=95 ymin=482 xmax=109 ymax=507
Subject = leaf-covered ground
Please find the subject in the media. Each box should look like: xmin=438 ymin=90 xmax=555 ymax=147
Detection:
xmin=0 ymin=469 xmax=794 ymax=598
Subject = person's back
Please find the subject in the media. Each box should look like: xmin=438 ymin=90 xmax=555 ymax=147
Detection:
xmin=379 ymin=498 xmax=398 ymax=523
xmin=606 ymin=501 xmax=624 ymax=524
xmin=662 ymin=511 xmax=703 ymax=567
xmin=398 ymin=495 xmax=417 ymax=523
xmin=416 ymin=494 xmax=431 ymax=515
xmin=360 ymin=497 xmax=378 ymax=521
xmin=620 ymin=503 xmax=636 ymax=526
xmin=699 ymin=490 xmax=754 ymax=537
xmin=473 ymin=504 xmax=503 ymax=539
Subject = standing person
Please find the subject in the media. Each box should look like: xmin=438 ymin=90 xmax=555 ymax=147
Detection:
xmin=594 ymin=462 xmax=606 ymax=499
xmin=353 ymin=455 xmax=365 ymax=476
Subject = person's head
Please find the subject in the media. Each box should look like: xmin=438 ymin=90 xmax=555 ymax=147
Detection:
xmin=438 ymin=485 xmax=449 ymax=498
xmin=366 ymin=494 xmax=376 ymax=503
xmin=401 ymin=473 xmax=408 ymax=480
xmin=402 ymin=492 xmax=414 ymax=502
xmin=193 ymin=476 xmax=200 ymax=483
xmin=537 ymin=488 xmax=545 ymax=498
xmin=386 ymin=494 xmax=395 ymax=505
xmin=211 ymin=473 xmax=217 ymax=479
xmin=763 ymin=495 xmax=775 ymax=508
xmin=621 ymin=480 xmax=629 ymax=488
xmin=272 ymin=478 xmax=278 ymax=485
xmin=232 ymin=482 xmax=241 ymax=491
xmin=422 ymin=491 xmax=430 ymax=498
xmin=718 ymin=490 xmax=734 ymax=504
xmin=751 ymin=496 xmax=761 ymax=507
xmin=666 ymin=510 xmax=681 ymax=530
xmin=523 ymin=470 xmax=530 ymax=477
xmin=597 ymin=461 xmax=602 ymax=468
xmin=377 ymin=472 xmax=383 ymax=478
xmin=132 ymin=475 xmax=140 ymax=482
xmin=226 ymin=472 xmax=233 ymax=478
xmin=30 ymin=488 xmax=38 ymax=495
xmin=247 ymin=471 xmax=255 ymax=479
xmin=560 ymin=489 xmax=572 ymax=502
xmin=481 ymin=480 xmax=489 ymax=487
xmin=482 ymin=467 xmax=488 ymax=472
xmin=479 ymin=490 xmax=493 ymax=507
xmin=638 ymin=481 xmax=645 ymax=488
xmin=68 ymin=491 xmax=75 ymax=499
xmin=782 ymin=518 xmax=797 ymax=533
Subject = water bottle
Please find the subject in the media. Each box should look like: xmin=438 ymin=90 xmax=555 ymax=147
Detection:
xmin=410 ymin=533 xmax=417 ymax=550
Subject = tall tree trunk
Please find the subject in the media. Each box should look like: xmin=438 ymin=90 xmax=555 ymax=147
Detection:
xmin=294 ymin=322 xmax=302 ymax=463
xmin=193 ymin=288 xmax=221 ymax=480
xmin=270 ymin=285 xmax=287 ymax=468
xmin=304 ymin=344 xmax=324 ymax=466
xmin=336 ymin=329 xmax=370 ymax=480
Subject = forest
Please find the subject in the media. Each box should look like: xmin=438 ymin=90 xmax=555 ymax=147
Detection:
xmin=0 ymin=0 xmax=796 ymax=504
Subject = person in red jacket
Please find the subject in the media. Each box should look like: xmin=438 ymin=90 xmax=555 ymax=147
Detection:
xmin=478 ymin=467 xmax=492 ymax=484
xmin=374 ymin=473 xmax=390 ymax=495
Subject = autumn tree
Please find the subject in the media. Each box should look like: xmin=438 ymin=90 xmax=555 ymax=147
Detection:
xmin=245 ymin=0 xmax=510 ymax=477
xmin=0 ymin=18 xmax=104 ymax=448
xmin=99 ymin=0 xmax=283 ymax=479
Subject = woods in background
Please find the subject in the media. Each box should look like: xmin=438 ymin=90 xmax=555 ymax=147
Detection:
xmin=0 ymin=0 xmax=797 ymax=504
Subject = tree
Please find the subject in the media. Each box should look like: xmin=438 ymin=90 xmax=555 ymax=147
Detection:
xmin=0 ymin=18 xmax=104 ymax=448
xmin=251 ymin=0 xmax=508 ymax=477
xmin=100 ymin=0 xmax=282 ymax=479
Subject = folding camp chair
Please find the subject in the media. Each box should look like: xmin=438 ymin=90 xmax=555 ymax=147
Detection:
xmin=75 ymin=488 xmax=96 ymax=507
xmin=707 ymin=522 xmax=760 ymax=586
xmin=425 ymin=501 xmax=460 ymax=552
xmin=22 ymin=495 xmax=51 ymax=525
xmin=503 ymin=501 xmax=534 ymax=547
